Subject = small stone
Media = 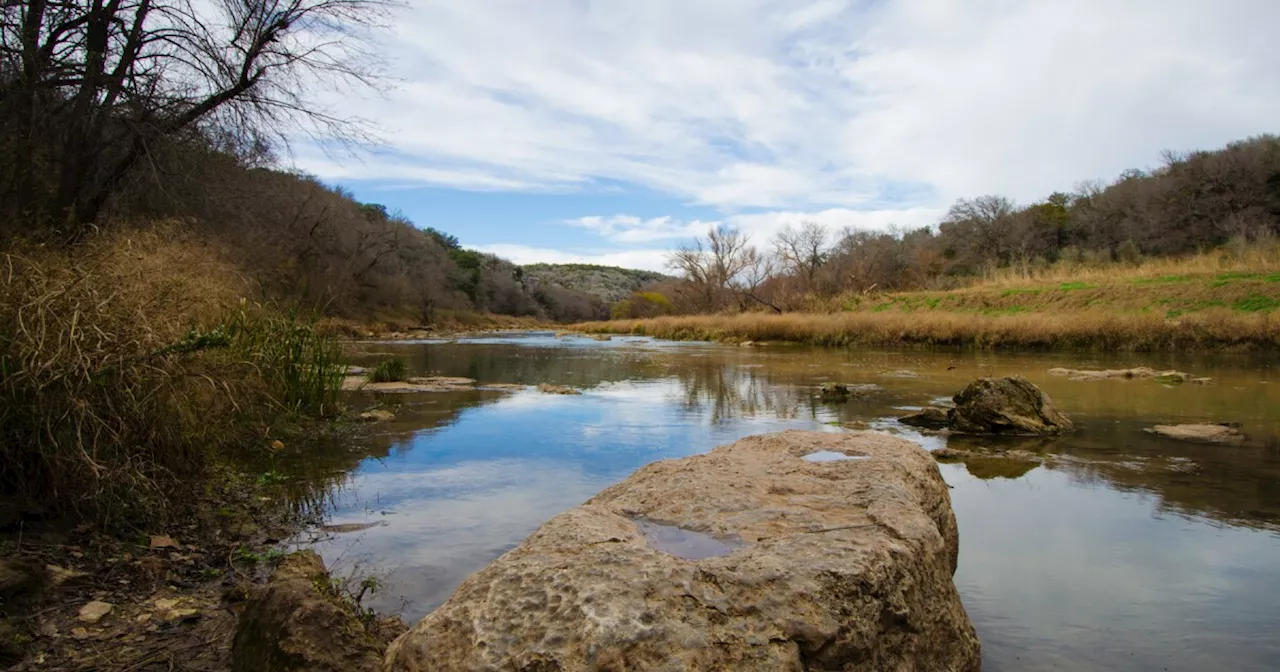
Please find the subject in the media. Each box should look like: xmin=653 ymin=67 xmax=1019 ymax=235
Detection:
xmin=1146 ymin=424 xmax=1244 ymax=444
xmin=71 ymin=627 xmax=92 ymax=640
xmin=537 ymin=383 xmax=582 ymax=395
xmin=819 ymin=383 xmax=851 ymax=402
xmin=78 ymin=601 xmax=113 ymax=623
xmin=899 ymin=407 xmax=952 ymax=430
xmin=357 ymin=409 xmax=396 ymax=422
xmin=149 ymin=534 xmax=179 ymax=549
xmin=47 ymin=564 xmax=87 ymax=587
xmin=154 ymin=598 xmax=181 ymax=611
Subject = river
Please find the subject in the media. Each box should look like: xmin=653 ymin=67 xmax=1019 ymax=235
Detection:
xmin=290 ymin=332 xmax=1280 ymax=671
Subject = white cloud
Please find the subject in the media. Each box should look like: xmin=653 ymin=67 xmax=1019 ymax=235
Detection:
xmin=297 ymin=0 xmax=1280 ymax=265
xmin=565 ymin=215 xmax=711 ymax=243
xmin=307 ymin=0 xmax=1279 ymax=208
xmin=554 ymin=206 xmax=944 ymax=260
xmin=468 ymin=244 xmax=672 ymax=273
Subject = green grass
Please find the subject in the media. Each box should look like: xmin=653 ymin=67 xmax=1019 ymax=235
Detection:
xmin=1234 ymin=294 xmax=1280 ymax=312
xmin=227 ymin=310 xmax=347 ymax=416
xmin=1133 ymin=275 xmax=1191 ymax=285
xmin=367 ymin=358 xmax=408 ymax=383
xmin=1058 ymin=282 xmax=1097 ymax=291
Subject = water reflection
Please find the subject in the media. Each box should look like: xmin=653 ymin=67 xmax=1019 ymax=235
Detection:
xmin=633 ymin=518 xmax=745 ymax=560
xmin=310 ymin=333 xmax=1280 ymax=671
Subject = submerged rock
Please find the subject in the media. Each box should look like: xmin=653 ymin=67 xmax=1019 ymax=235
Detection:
xmin=950 ymin=376 xmax=1072 ymax=436
xmin=342 ymin=376 xmax=479 ymax=393
xmin=1145 ymin=424 xmax=1245 ymax=445
xmin=232 ymin=551 xmax=384 ymax=672
xmin=1048 ymin=367 xmax=1206 ymax=384
xmin=384 ymin=430 xmax=980 ymax=671
xmin=900 ymin=406 xmax=953 ymax=430
xmin=356 ymin=409 xmax=396 ymax=422
xmin=819 ymin=382 xmax=852 ymax=401
xmin=537 ymin=383 xmax=582 ymax=395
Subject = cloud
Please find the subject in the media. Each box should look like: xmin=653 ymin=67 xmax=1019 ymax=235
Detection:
xmin=556 ymin=206 xmax=944 ymax=260
xmin=301 ymin=0 xmax=1280 ymax=213
xmin=565 ymin=215 xmax=711 ymax=243
xmin=468 ymin=244 xmax=672 ymax=273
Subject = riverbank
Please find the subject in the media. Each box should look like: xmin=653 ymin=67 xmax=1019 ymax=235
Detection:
xmin=0 ymin=225 xmax=399 ymax=669
xmin=575 ymin=267 xmax=1280 ymax=351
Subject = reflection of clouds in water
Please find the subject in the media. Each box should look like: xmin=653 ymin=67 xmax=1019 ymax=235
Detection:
xmin=315 ymin=341 xmax=1280 ymax=669
xmin=950 ymin=465 xmax=1280 ymax=670
xmin=316 ymin=458 xmax=612 ymax=620
xmin=309 ymin=375 xmax=831 ymax=619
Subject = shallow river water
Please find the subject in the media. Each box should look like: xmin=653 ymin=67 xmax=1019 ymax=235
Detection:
xmin=290 ymin=333 xmax=1280 ymax=671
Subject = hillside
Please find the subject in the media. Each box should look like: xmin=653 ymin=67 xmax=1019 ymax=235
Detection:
xmin=522 ymin=263 xmax=672 ymax=305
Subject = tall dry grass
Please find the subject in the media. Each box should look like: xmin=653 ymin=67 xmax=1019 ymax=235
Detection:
xmin=977 ymin=235 xmax=1280 ymax=289
xmin=579 ymin=310 xmax=1280 ymax=351
xmin=0 ymin=223 xmax=345 ymax=528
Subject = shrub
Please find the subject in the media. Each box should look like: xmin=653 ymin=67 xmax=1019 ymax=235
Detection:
xmin=367 ymin=358 xmax=408 ymax=383
xmin=611 ymin=291 xmax=674 ymax=319
xmin=0 ymin=224 xmax=345 ymax=528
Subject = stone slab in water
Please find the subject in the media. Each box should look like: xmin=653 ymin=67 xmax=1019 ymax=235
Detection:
xmin=384 ymin=430 xmax=980 ymax=671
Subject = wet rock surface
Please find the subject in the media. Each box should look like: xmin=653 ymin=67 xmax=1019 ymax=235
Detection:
xmin=341 ymin=376 xmax=479 ymax=393
xmin=384 ymin=430 xmax=980 ymax=671
xmin=537 ymin=383 xmax=582 ymax=395
xmin=900 ymin=406 xmax=953 ymax=430
xmin=950 ymin=376 xmax=1072 ymax=435
xmin=356 ymin=409 xmax=396 ymax=422
xmin=1146 ymin=424 xmax=1245 ymax=444
xmin=1048 ymin=367 xmax=1209 ymax=384
xmin=819 ymin=382 xmax=852 ymax=401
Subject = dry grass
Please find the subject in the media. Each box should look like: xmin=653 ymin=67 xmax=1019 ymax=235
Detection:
xmin=978 ymin=237 xmax=1280 ymax=289
xmin=578 ymin=310 xmax=1279 ymax=351
xmin=577 ymin=248 xmax=1280 ymax=351
xmin=317 ymin=310 xmax=541 ymax=338
xmin=0 ymin=223 xmax=345 ymax=528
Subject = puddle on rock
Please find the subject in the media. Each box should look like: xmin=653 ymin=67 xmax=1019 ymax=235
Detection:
xmin=803 ymin=450 xmax=871 ymax=462
xmin=633 ymin=518 xmax=745 ymax=560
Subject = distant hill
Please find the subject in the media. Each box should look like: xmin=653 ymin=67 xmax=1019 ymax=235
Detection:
xmin=522 ymin=263 xmax=672 ymax=305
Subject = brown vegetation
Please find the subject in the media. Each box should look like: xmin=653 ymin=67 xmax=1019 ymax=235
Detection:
xmin=0 ymin=225 xmax=344 ymax=528
xmin=636 ymin=136 xmax=1280 ymax=321
xmin=577 ymin=245 xmax=1280 ymax=351
xmin=578 ymin=309 xmax=1279 ymax=351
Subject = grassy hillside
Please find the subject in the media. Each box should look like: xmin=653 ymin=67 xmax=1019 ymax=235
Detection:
xmin=523 ymin=263 xmax=671 ymax=304
xmin=576 ymin=247 xmax=1280 ymax=351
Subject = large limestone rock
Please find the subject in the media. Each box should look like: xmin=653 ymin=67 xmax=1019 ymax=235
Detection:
xmin=384 ymin=431 xmax=980 ymax=671
xmin=950 ymin=376 xmax=1071 ymax=435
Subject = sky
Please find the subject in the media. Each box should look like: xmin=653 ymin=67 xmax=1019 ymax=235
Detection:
xmin=297 ymin=0 xmax=1280 ymax=273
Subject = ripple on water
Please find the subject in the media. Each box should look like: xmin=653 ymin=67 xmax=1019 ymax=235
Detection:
xmin=633 ymin=518 xmax=745 ymax=560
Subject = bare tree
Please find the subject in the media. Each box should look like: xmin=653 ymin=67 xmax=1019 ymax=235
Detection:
xmin=0 ymin=0 xmax=391 ymax=231
xmin=773 ymin=221 xmax=830 ymax=292
xmin=667 ymin=225 xmax=758 ymax=311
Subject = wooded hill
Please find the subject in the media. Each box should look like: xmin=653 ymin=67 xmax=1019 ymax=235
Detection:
xmin=522 ymin=264 xmax=671 ymax=305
